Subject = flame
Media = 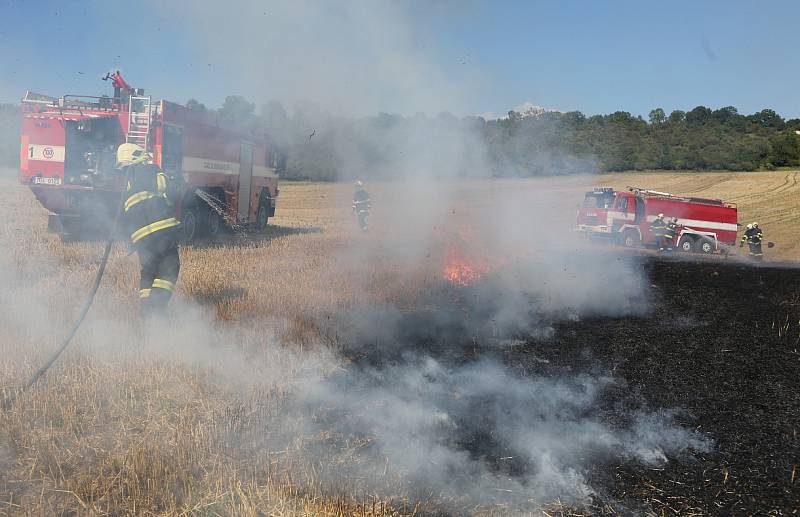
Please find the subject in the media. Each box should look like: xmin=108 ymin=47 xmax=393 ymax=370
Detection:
xmin=437 ymin=219 xmax=532 ymax=287
xmin=440 ymin=223 xmax=491 ymax=286
xmin=443 ymin=255 xmax=488 ymax=286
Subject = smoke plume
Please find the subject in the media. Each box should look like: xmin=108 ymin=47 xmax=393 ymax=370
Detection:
xmin=145 ymin=1 xmax=709 ymax=509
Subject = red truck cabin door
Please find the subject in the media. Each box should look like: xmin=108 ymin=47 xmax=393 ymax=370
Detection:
xmin=238 ymin=142 xmax=254 ymax=222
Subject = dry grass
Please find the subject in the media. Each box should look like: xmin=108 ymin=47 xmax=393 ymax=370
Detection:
xmin=0 ymin=170 xmax=798 ymax=515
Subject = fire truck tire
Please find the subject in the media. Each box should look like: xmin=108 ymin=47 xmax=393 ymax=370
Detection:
xmin=255 ymin=196 xmax=270 ymax=231
xmin=699 ymin=239 xmax=714 ymax=254
xmin=58 ymin=217 xmax=81 ymax=242
xmin=59 ymin=217 xmax=99 ymax=242
xmin=678 ymin=236 xmax=696 ymax=253
xmin=206 ymin=209 xmax=222 ymax=237
xmin=181 ymin=205 xmax=203 ymax=242
xmin=621 ymin=230 xmax=640 ymax=248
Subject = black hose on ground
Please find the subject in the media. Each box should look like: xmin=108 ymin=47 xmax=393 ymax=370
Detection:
xmin=2 ymin=172 xmax=129 ymax=411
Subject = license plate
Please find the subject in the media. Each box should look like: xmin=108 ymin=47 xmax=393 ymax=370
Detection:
xmin=32 ymin=176 xmax=61 ymax=186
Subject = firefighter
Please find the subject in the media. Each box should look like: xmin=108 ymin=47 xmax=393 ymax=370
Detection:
xmin=352 ymin=180 xmax=371 ymax=231
xmin=740 ymin=222 xmax=764 ymax=261
xmin=117 ymin=143 xmax=182 ymax=317
xmin=650 ymin=213 xmax=669 ymax=251
xmin=664 ymin=217 xmax=678 ymax=251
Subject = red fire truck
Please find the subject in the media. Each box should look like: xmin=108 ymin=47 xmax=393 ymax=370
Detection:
xmin=19 ymin=72 xmax=281 ymax=240
xmin=575 ymin=186 xmax=738 ymax=253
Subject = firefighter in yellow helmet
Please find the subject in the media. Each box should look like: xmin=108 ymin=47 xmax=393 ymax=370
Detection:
xmin=740 ymin=222 xmax=764 ymax=261
xmin=117 ymin=143 xmax=182 ymax=317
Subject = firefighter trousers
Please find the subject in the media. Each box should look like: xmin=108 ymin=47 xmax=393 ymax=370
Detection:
xmin=357 ymin=211 xmax=368 ymax=231
xmin=748 ymin=242 xmax=763 ymax=261
xmin=137 ymin=234 xmax=180 ymax=317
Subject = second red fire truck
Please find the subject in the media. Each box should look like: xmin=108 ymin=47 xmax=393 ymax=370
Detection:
xmin=19 ymin=72 xmax=282 ymax=240
xmin=576 ymin=186 xmax=738 ymax=253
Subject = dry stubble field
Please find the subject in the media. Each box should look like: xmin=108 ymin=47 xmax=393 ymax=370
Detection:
xmin=0 ymin=169 xmax=798 ymax=516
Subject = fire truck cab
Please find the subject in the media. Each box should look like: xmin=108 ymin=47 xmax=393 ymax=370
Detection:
xmin=19 ymin=72 xmax=282 ymax=240
xmin=576 ymin=187 xmax=738 ymax=253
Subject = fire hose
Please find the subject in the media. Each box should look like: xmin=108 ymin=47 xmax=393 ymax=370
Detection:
xmin=2 ymin=172 xmax=129 ymax=411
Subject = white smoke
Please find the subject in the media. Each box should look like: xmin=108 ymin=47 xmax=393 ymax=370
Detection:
xmin=133 ymin=1 xmax=708 ymax=509
xmin=299 ymin=357 xmax=709 ymax=506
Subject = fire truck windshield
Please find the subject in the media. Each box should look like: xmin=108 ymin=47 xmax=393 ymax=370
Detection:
xmin=582 ymin=191 xmax=615 ymax=209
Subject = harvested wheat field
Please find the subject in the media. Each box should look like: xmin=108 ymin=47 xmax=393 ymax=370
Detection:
xmin=1 ymin=170 xmax=799 ymax=515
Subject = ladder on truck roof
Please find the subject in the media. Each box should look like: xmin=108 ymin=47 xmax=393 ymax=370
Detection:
xmin=126 ymin=95 xmax=152 ymax=150
xmin=627 ymin=186 xmax=727 ymax=207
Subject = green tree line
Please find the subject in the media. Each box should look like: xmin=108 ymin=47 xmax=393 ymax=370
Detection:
xmin=3 ymin=98 xmax=799 ymax=178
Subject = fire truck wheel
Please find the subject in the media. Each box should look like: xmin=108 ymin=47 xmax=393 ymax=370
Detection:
xmin=206 ymin=209 xmax=222 ymax=236
xmin=181 ymin=205 xmax=202 ymax=242
xmin=699 ymin=239 xmax=714 ymax=254
xmin=621 ymin=230 xmax=640 ymax=248
xmin=678 ymin=236 xmax=696 ymax=253
xmin=58 ymin=217 xmax=82 ymax=242
xmin=255 ymin=198 xmax=270 ymax=231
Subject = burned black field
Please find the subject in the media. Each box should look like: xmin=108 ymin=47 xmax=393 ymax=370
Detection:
xmin=333 ymin=255 xmax=800 ymax=515
xmin=509 ymin=256 xmax=800 ymax=514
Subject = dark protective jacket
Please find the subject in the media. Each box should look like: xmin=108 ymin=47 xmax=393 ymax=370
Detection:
xmin=353 ymin=188 xmax=371 ymax=211
xmin=123 ymin=163 xmax=181 ymax=249
xmin=742 ymin=226 xmax=763 ymax=244
xmin=650 ymin=217 xmax=667 ymax=237
xmin=665 ymin=220 xmax=677 ymax=238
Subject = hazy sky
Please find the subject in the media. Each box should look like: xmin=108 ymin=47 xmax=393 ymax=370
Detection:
xmin=1 ymin=0 xmax=797 ymax=118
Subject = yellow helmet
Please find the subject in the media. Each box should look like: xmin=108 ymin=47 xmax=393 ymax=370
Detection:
xmin=116 ymin=143 xmax=149 ymax=167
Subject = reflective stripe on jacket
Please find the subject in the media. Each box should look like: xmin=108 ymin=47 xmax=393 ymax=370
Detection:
xmin=742 ymin=227 xmax=763 ymax=244
xmin=123 ymin=163 xmax=180 ymax=247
